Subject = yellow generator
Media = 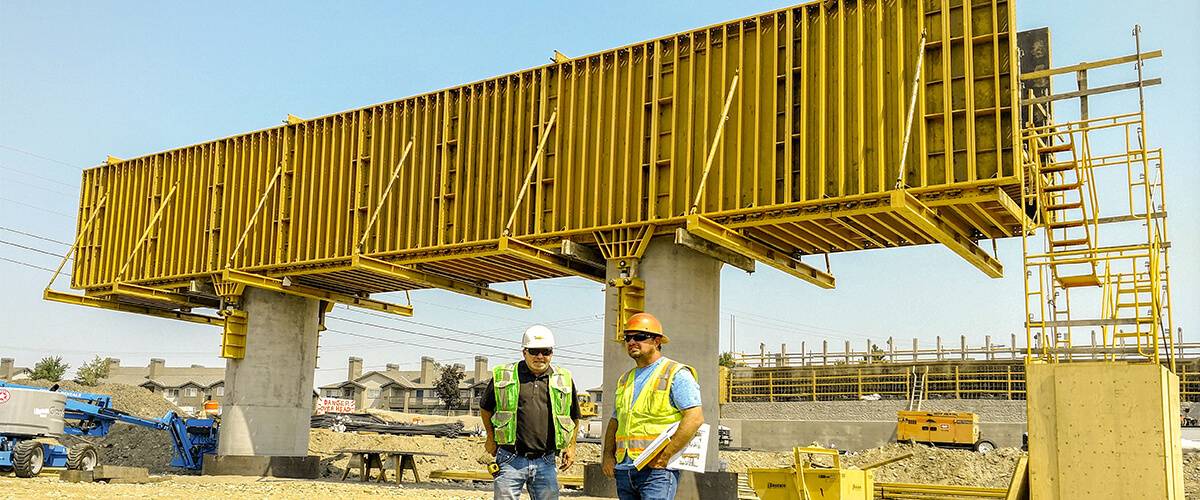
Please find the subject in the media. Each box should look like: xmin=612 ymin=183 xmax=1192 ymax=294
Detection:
xmin=747 ymin=447 xmax=873 ymax=500
xmin=896 ymin=410 xmax=995 ymax=453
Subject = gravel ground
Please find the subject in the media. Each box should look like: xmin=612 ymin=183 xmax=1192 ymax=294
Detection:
xmin=0 ymin=474 xmax=606 ymax=499
xmin=721 ymin=400 xmax=1028 ymax=422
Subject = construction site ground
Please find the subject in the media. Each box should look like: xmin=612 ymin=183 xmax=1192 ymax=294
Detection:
xmin=4 ymin=382 xmax=1196 ymax=497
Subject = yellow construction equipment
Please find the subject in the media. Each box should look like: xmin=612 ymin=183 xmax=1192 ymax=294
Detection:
xmin=896 ymin=411 xmax=995 ymax=453
xmin=576 ymin=393 xmax=597 ymax=419
xmin=747 ymin=447 xmax=873 ymax=500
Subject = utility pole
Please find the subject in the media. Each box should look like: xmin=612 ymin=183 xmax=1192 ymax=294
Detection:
xmin=730 ymin=314 xmax=736 ymax=354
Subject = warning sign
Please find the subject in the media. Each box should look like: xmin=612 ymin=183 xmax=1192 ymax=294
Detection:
xmin=0 ymin=389 xmax=10 ymax=405
xmin=314 ymin=397 xmax=356 ymax=414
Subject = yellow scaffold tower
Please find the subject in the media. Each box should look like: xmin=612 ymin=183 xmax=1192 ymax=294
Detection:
xmin=1021 ymin=26 xmax=1174 ymax=368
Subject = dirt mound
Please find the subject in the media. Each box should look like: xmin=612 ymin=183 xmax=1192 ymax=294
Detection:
xmin=16 ymin=380 xmax=185 ymax=473
xmin=720 ymin=443 xmax=1022 ymax=488
xmin=18 ymin=379 xmax=180 ymax=419
xmin=308 ymin=429 xmax=600 ymax=477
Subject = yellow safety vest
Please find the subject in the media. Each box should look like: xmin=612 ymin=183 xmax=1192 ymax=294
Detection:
xmin=490 ymin=363 xmax=576 ymax=449
xmin=614 ymin=357 xmax=697 ymax=463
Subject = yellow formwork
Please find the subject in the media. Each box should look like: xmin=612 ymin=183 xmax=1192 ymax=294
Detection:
xmin=1025 ymin=362 xmax=1183 ymax=499
xmin=67 ymin=0 xmax=1021 ymax=298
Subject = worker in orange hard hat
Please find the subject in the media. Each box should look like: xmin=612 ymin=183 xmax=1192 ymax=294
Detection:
xmin=602 ymin=312 xmax=704 ymax=499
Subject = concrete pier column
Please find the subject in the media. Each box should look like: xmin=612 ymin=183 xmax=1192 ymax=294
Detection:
xmin=205 ymin=287 xmax=321 ymax=478
xmin=601 ymin=236 xmax=722 ymax=471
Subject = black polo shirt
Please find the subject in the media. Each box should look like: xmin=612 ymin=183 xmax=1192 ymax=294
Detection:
xmin=480 ymin=361 xmax=582 ymax=454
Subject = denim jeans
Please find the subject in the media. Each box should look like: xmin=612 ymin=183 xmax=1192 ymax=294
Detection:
xmin=615 ymin=467 xmax=682 ymax=500
xmin=494 ymin=448 xmax=559 ymax=500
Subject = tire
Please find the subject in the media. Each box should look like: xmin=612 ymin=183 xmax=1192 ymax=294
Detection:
xmin=975 ymin=440 xmax=996 ymax=454
xmin=13 ymin=441 xmax=44 ymax=478
xmin=67 ymin=444 xmax=99 ymax=471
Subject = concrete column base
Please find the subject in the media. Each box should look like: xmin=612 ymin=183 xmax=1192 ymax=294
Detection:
xmin=582 ymin=464 xmax=739 ymax=499
xmin=202 ymin=454 xmax=320 ymax=479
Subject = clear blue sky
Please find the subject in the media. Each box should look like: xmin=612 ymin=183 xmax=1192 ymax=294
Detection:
xmin=1 ymin=1 xmax=1196 ymax=391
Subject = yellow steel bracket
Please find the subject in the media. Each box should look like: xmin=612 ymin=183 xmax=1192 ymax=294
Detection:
xmin=356 ymin=139 xmax=415 ymax=253
xmin=609 ymin=271 xmax=645 ymax=343
xmin=890 ymin=190 xmax=1004 ymax=278
xmin=114 ymin=182 xmax=180 ymax=281
xmin=592 ymin=226 xmax=656 ymax=342
xmin=226 ymin=163 xmax=285 ymax=267
xmin=351 ymin=254 xmax=532 ymax=309
xmin=43 ymin=289 xmax=223 ymax=326
xmin=684 ymin=214 xmax=835 ymax=289
xmin=285 ymin=114 xmax=305 ymax=125
xmin=503 ymin=110 xmax=558 ymax=236
xmin=221 ymin=269 xmax=413 ymax=316
xmin=45 ymin=195 xmax=108 ymax=291
xmin=689 ymin=72 xmax=739 ymax=215
xmin=219 ymin=309 xmax=248 ymax=359
xmin=497 ymin=236 xmax=604 ymax=283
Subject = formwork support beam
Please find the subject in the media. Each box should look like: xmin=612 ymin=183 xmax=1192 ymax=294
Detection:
xmin=43 ymin=289 xmax=223 ymax=326
xmin=891 ymin=191 xmax=1004 ymax=278
xmin=351 ymin=254 xmax=532 ymax=309
xmin=498 ymin=237 xmax=605 ymax=283
xmin=94 ymin=282 xmax=214 ymax=309
xmin=684 ymin=214 xmax=834 ymax=289
xmin=673 ymin=228 xmax=756 ymax=274
xmin=221 ymin=269 xmax=413 ymax=317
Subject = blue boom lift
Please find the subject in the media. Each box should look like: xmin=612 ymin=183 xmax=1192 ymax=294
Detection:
xmin=0 ymin=381 xmax=218 ymax=477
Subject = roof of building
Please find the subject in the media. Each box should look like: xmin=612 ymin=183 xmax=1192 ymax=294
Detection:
xmin=320 ymin=363 xmax=492 ymax=391
xmin=103 ymin=364 xmax=224 ymax=389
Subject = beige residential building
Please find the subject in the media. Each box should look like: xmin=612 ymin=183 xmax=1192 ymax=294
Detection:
xmin=319 ymin=356 xmax=491 ymax=414
xmin=103 ymin=358 xmax=225 ymax=413
xmin=0 ymin=358 xmax=32 ymax=381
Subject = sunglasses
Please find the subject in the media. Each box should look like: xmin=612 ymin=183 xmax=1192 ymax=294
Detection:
xmin=623 ymin=333 xmax=659 ymax=343
xmin=526 ymin=348 xmax=553 ymax=357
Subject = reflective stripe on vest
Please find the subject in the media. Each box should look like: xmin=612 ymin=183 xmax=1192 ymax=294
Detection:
xmin=613 ymin=357 xmax=698 ymax=463
xmin=490 ymin=362 xmax=577 ymax=449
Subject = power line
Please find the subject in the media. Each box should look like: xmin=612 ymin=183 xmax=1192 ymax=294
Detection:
xmin=0 ymin=163 xmax=81 ymax=188
xmin=326 ymin=316 xmax=602 ymax=363
xmin=323 ymin=328 xmax=599 ymax=368
xmin=0 ymin=238 xmax=68 ymax=259
xmin=0 ymin=226 xmax=71 ymax=246
xmin=0 ymin=196 xmax=75 ymax=219
xmin=0 ymin=176 xmax=77 ymax=197
xmin=0 ymin=255 xmax=68 ymax=276
xmin=0 ymin=144 xmax=85 ymax=171
xmin=343 ymin=307 xmax=601 ymax=358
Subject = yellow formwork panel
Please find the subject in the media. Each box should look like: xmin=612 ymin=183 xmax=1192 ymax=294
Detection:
xmin=1026 ymin=362 xmax=1183 ymax=500
xmin=71 ymin=0 xmax=1018 ymax=291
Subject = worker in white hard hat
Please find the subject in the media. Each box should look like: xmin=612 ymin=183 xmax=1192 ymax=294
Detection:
xmin=480 ymin=325 xmax=582 ymax=500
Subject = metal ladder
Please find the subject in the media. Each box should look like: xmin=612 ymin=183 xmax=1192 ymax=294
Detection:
xmin=907 ymin=367 xmax=928 ymax=411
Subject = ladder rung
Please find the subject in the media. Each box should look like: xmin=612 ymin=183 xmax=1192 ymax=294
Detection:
xmin=1040 ymin=161 xmax=1076 ymax=174
xmin=1043 ymin=182 xmax=1082 ymax=193
xmin=1040 ymin=142 xmax=1074 ymax=154
xmin=1050 ymin=237 xmax=1090 ymax=247
xmin=1045 ymin=202 xmax=1083 ymax=211
xmin=1048 ymin=219 xmax=1086 ymax=229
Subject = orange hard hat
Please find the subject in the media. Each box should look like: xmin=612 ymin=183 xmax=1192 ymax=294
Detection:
xmin=624 ymin=312 xmax=669 ymax=343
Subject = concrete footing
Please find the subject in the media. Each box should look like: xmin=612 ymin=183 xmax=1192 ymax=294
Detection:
xmin=202 ymin=454 xmax=321 ymax=479
xmin=582 ymin=464 xmax=738 ymax=499
xmin=214 ymin=287 xmax=321 ymax=467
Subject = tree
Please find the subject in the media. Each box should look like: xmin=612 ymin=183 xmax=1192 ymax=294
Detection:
xmin=75 ymin=356 xmax=111 ymax=386
xmin=31 ymin=356 xmax=69 ymax=382
xmin=718 ymin=352 xmax=737 ymax=368
xmin=433 ymin=363 xmax=466 ymax=414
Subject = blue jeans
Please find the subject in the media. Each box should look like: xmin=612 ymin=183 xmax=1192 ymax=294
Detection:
xmin=494 ymin=448 xmax=559 ymax=500
xmin=615 ymin=467 xmax=681 ymax=500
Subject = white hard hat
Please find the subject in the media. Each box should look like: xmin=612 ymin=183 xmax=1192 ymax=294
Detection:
xmin=522 ymin=325 xmax=556 ymax=349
